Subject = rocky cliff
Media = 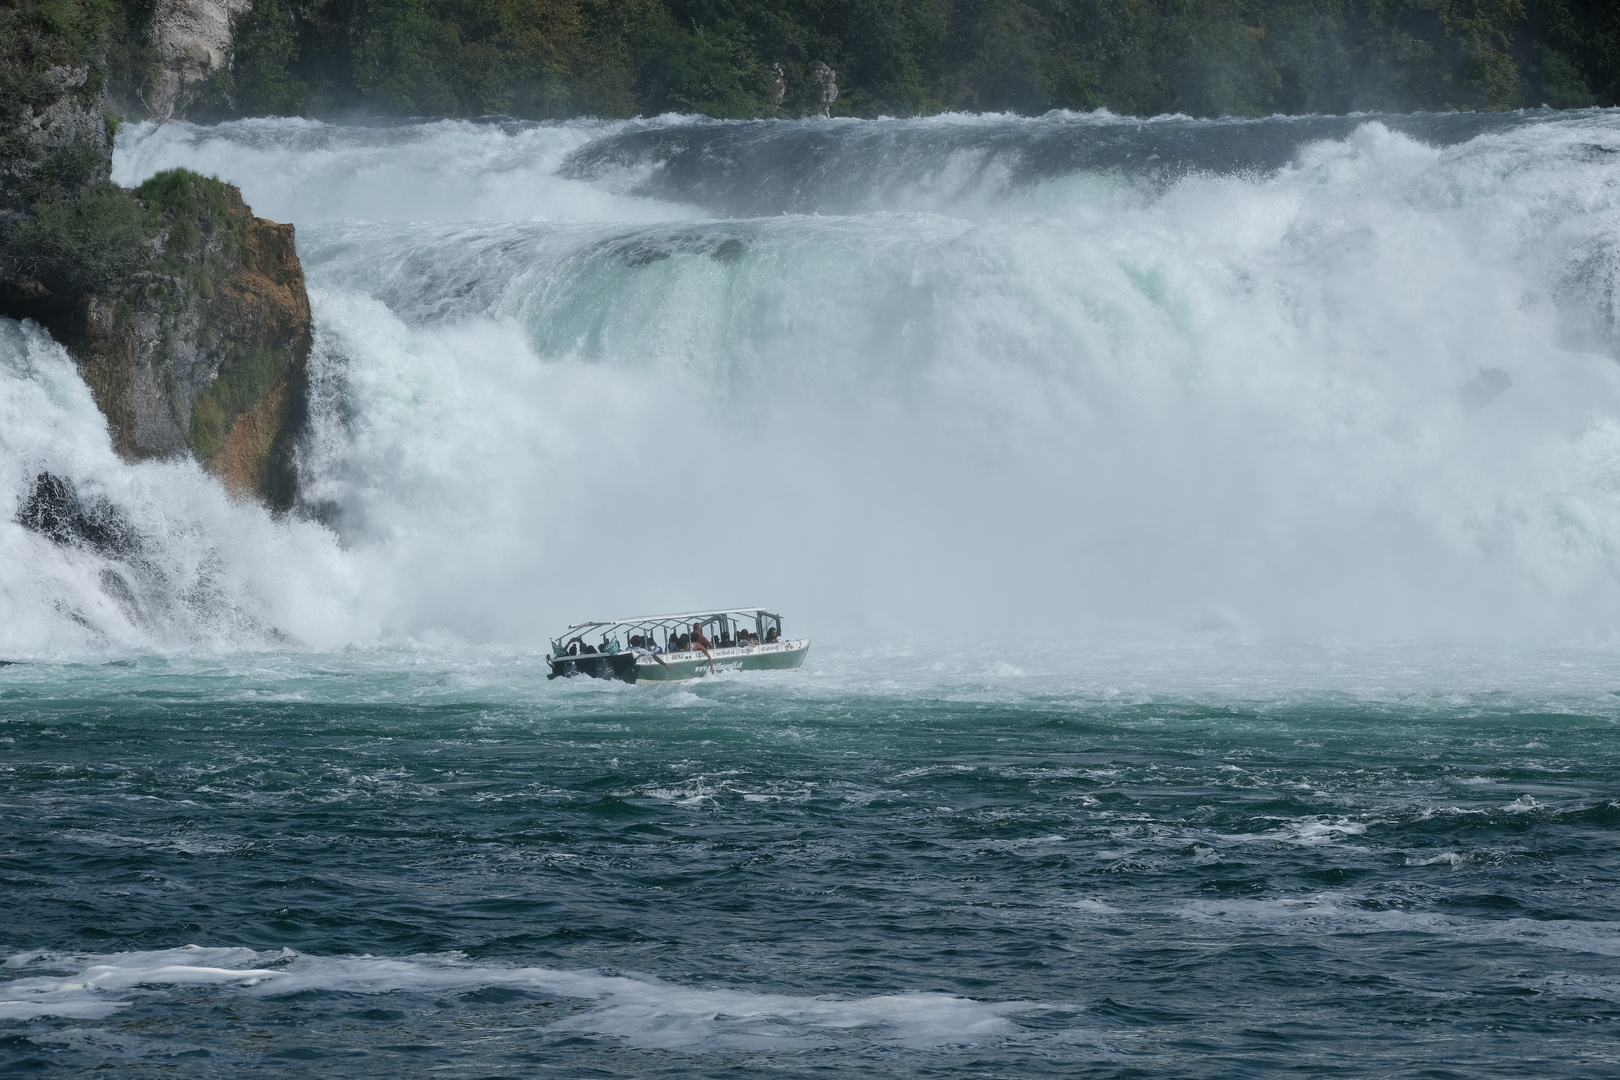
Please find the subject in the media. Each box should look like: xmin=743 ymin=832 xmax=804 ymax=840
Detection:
xmin=0 ymin=0 xmax=311 ymax=511
xmin=145 ymin=0 xmax=253 ymax=121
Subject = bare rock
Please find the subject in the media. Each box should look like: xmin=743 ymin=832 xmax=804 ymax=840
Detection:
xmin=16 ymin=472 xmax=137 ymax=555
xmin=810 ymin=61 xmax=838 ymax=117
xmin=146 ymin=0 xmax=253 ymax=121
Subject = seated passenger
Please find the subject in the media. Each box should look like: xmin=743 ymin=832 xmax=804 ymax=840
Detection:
xmin=765 ymin=626 xmax=779 ymax=643
xmin=689 ymin=622 xmax=716 ymax=673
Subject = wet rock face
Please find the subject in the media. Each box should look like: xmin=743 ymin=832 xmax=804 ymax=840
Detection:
xmin=16 ymin=472 xmax=137 ymax=555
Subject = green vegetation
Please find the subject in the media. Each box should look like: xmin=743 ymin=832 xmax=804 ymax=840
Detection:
xmin=182 ymin=0 xmax=1620 ymax=120
xmin=8 ymin=180 xmax=147 ymax=290
xmin=0 ymin=0 xmax=114 ymax=120
xmin=188 ymin=345 xmax=287 ymax=459
xmin=4 ymin=165 xmax=244 ymax=296
xmin=135 ymin=169 xmax=251 ymax=301
xmin=1 ymin=0 xmax=113 ymax=216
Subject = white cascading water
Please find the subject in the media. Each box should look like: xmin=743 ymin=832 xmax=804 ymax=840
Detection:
xmin=5 ymin=110 xmax=1620 ymax=655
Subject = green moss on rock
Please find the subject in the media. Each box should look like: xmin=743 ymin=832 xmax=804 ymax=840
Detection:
xmin=188 ymin=388 xmax=225 ymax=458
xmin=187 ymin=344 xmax=288 ymax=460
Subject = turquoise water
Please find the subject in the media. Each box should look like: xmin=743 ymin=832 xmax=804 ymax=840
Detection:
xmin=8 ymin=108 xmax=1620 ymax=1073
xmin=4 ymin=646 xmax=1619 ymax=1075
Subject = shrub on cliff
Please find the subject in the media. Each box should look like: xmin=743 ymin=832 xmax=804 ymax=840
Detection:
xmin=2 ymin=166 xmax=249 ymax=294
xmin=7 ymin=181 xmax=148 ymax=291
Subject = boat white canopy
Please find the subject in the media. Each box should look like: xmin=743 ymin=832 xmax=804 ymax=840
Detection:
xmin=564 ymin=607 xmax=777 ymax=631
xmin=552 ymin=608 xmax=789 ymax=654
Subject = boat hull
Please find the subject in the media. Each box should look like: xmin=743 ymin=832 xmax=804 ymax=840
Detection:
xmin=548 ymin=640 xmax=809 ymax=683
xmin=545 ymin=651 xmax=638 ymax=681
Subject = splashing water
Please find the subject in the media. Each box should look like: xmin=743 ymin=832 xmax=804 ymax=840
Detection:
xmin=1 ymin=110 xmax=1619 ymax=652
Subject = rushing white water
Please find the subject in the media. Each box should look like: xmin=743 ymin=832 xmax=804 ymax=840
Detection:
xmin=6 ymin=110 xmax=1620 ymax=654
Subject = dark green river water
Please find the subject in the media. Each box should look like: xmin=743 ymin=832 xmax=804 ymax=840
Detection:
xmin=3 ymin=646 xmax=1618 ymax=1077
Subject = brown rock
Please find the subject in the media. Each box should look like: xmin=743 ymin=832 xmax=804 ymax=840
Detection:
xmin=0 ymin=2 xmax=313 ymax=512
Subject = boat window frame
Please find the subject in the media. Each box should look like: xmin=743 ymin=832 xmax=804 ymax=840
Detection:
xmin=553 ymin=608 xmax=787 ymax=654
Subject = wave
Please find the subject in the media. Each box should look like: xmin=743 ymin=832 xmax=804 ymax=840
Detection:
xmin=1176 ymin=897 xmax=1620 ymax=957
xmin=0 ymin=946 xmax=1040 ymax=1049
xmin=556 ymin=108 xmax=1566 ymax=217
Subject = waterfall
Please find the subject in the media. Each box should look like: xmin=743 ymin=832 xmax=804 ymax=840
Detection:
xmin=5 ymin=109 xmax=1620 ymax=654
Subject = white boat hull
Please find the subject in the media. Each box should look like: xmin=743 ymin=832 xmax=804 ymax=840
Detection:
xmin=547 ymin=639 xmax=809 ymax=682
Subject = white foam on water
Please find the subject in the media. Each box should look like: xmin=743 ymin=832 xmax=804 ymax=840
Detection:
xmin=1175 ymin=896 xmax=1620 ymax=957
xmin=1268 ymin=818 xmax=1371 ymax=845
xmin=0 ymin=947 xmax=1040 ymax=1049
xmin=111 ymin=118 xmax=699 ymax=225
xmin=1066 ymin=898 xmax=1120 ymax=913
xmin=11 ymin=113 xmax=1620 ymax=655
xmin=0 ymin=321 xmax=360 ymax=655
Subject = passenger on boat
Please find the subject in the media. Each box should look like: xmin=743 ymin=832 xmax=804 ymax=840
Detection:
xmin=690 ymin=623 xmax=716 ymax=673
xmin=765 ymin=626 xmax=780 ymax=643
xmin=630 ymin=635 xmax=670 ymax=668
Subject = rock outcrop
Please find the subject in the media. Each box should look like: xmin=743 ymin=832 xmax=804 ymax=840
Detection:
xmin=0 ymin=6 xmax=115 ymax=222
xmin=16 ymin=471 xmax=137 ymax=555
xmin=0 ymin=0 xmax=311 ymax=511
xmin=66 ymin=171 xmax=310 ymax=505
xmin=145 ymin=0 xmax=253 ymax=121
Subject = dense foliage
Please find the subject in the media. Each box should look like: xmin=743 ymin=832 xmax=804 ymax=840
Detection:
xmin=0 ymin=0 xmax=221 ymax=293
xmin=181 ymin=0 xmax=1620 ymax=121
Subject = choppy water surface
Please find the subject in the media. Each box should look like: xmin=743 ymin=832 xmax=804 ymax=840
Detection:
xmin=4 ymin=646 xmax=1620 ymax=1076
xmin=6 ymin=108 xmax=1620 ymax=1073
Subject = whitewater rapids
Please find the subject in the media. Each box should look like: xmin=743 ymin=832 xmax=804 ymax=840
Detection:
xmin=5 ymin=109 xmax=1620 ymax=653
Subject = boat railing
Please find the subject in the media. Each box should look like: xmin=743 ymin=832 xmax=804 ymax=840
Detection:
xmin=552 ymin=608 xmax=787 ymax=656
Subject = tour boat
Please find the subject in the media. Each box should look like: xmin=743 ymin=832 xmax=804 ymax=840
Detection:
xmin=546 ymin=608 xmax=809 ymax=683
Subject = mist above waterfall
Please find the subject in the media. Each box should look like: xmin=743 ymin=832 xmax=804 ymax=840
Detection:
xmin=6 ymin=110 xmax=1620 ymax=654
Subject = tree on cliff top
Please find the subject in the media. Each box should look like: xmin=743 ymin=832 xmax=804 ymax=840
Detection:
xmin=178 ymin=0 xmax=1620 ymax=122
